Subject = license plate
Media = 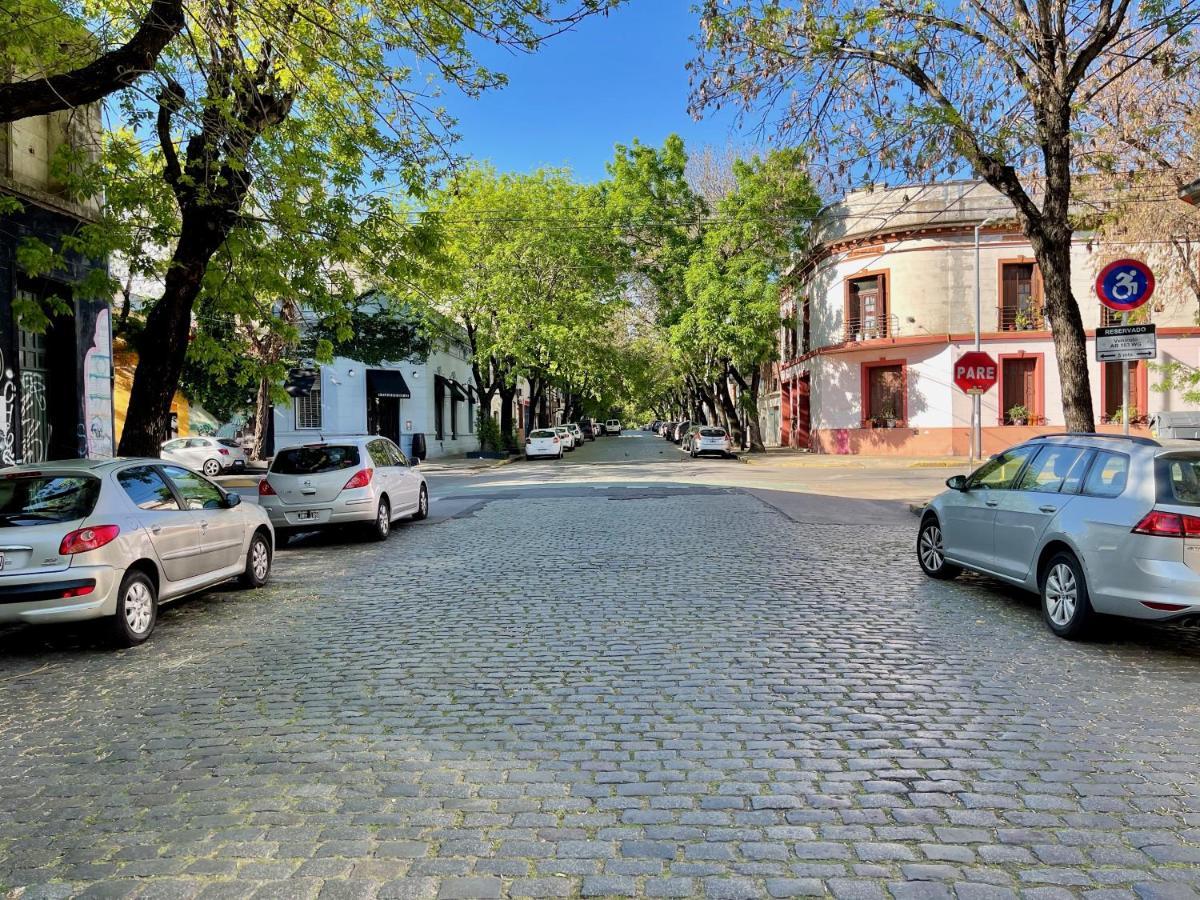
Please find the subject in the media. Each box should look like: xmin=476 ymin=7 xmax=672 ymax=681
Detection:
xmin=297 ymin=510 xmax=319 ymax=522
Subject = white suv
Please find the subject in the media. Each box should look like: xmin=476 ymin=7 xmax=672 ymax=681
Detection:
xmin=258 ymin=436 xmax=427 ymax=543
xmin=605 ymin=419 xmax=622 ymax=435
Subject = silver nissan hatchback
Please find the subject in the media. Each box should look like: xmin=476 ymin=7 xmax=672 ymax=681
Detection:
xmin=918 ymin=434 xmax=1200 ymax=638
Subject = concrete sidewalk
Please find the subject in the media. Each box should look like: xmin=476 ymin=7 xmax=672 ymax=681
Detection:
xmin=739 ymin=448 xmax=968 ymax=469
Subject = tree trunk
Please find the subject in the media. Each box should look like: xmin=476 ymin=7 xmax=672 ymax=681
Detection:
xmin=715 ymin=376 xmax=744 ymax=448
xmin=499 ymin=383 xmax=517 ymax=451
xmin=117 ymin=209 xmax=227 ymax=456
xmin=745 ymin=367 xmax=765 ymax=452
xmin=251 ymin=376 xmax=272 ymax=461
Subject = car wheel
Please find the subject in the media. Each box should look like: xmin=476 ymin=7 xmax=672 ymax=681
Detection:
xmin=110 ymin=570 xmax=157 ymax=647
xmin=369 ymin=498 xmax=391 ymax=541
xmin=202 ymin=458 xmax=221 ymax=477
xmin=690 ymin=447 xmax=698 ymax=458
xmin=917 ymin=517 xmax=962 ymax=580
xmin=1041 ymin=551 xmax=1094 ymax=639
xmin=240 ymin=531 xmax=272 ymax=588
xmin=413 ymin=485 xmax=429 ymax=520
xmin=558 ymin=449 xmax=563 ymax=459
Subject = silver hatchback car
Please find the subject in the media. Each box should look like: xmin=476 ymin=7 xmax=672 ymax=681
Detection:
xmin=0 ymin=459 xmax=274 ymax=646
xmin=258 ymin=436 xmax=428 ymax=543
xmin=918 ymin=434 xmax=1200 ymax=638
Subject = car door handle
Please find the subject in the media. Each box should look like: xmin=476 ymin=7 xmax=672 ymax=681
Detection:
xmin=199 ymin=520 xmax=209 ymax=531
xmin=150 ymin=525 xmax=162 ymax=535
xmin=985 ymin=500 xmax=999 ymax=507
xmin=1039 ymin=505 xmax=1058 ymax=513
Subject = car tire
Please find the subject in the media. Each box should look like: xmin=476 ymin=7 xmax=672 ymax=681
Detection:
xmin=369 ymin=498 xmax=391 ymax=541
xmin=690 ymin=447 xmax=698 ymax=459
xmin=413 ymin=485 xmax=429 ymax=520
xmin=557 ymin=449 xmax=563 ymax=459
xmin=1040 ymin=551 xmax=1094 ymax=639
xmin=240 ymin=531 xmax=272 ymax=588
xmin=917 ymin=517 xmax=962 ymax=580
xmin=202 ymin=458 xmax=221 ymax=477
xmin=109 ymin=570 xmax=157 ymax=647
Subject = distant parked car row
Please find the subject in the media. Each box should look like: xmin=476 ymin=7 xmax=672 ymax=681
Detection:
xmin=0 ymin=433 xmax=431 ymax=648
xmin=650 ymin=420 xmax=735 ymax=459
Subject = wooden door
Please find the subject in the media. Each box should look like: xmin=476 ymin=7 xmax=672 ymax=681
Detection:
xmin=1002 ymin=358 xmax=1037 ymax=423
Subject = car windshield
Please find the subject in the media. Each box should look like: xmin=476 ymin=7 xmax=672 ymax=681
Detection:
xmin=531 ymin=430 xmax=556 ymax=438
xmin=1161 ymin=455 xmax=1200 ymax=505
xmin=0 ymin=475 xmax=101 ymax=525
xmin=272 ymin=445 xmax=360 ymax=475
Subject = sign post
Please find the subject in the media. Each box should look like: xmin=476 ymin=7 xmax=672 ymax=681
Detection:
xmin=1096 ymin=259 xmax=1155 ymax=435
xmin=954 ymin=350 xmax=999 ymax=461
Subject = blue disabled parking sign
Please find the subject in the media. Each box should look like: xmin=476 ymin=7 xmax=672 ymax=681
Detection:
xmin=1096 ymin=258 xmax=1154 ymax=313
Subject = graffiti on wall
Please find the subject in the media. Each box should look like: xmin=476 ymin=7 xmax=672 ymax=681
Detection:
xmin=0 ymin=351 xmax=14 ymax=466
xmin=83 ymin=308 xmax=113 ymax=457
xmin=19 ymin=370 xmax=47 ymax=463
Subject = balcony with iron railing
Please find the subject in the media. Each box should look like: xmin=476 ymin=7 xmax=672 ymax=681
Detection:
xmin=997 ymin=305 xmax=1045 ymax=332
xmin=843 ymin=314 xmax=900 ymax=343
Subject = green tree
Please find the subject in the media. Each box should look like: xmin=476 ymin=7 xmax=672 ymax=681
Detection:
xmin=691 ymin=0 xmax=1200 ymax=433
xmin=114 ymin=0 xmax=617 ymax=457
xmin=683 ymin=148 xmax=821 ymax=450
xmin=0 ymin=0 xmax=183 ymax=123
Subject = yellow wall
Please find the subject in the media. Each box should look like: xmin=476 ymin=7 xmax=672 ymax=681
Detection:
xmin=112 ymin=337 xmax=189 ymax=445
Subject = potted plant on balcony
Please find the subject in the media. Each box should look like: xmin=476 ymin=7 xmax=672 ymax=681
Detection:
xmin=1013 ymin=309 xmax=1034 ymax=331
xmin=1006 ymin=404 xmax=1030 ymax=426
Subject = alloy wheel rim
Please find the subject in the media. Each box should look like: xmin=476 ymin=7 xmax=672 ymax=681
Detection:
xmin=379 ymin=504 xmax=389 ymax=534
xmin=251 ymin=540 xmax=269 ymax=580
xmin=1045 ymin=563 xmax=1078 ymax=626
xmin=124 ymin=582 xmax=153 ymax=635
xmin=420 ymin=490 xmax=427 ymax=515
xmin=919 ymin=525 xmax=944 ymax=571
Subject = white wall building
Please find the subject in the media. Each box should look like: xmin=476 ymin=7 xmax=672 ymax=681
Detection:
xmin=773 ymin=180 xmax=1200 ymax=455
xmin=272 ymin=337 xmax=479 ymax=461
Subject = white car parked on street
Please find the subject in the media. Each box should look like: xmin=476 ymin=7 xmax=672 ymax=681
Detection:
xmin=605 ymin=419 xmax=622 ymax=435
xmin=258 ymin=436 xmax=427 ymax=544
xmin=525 ymin=429 xmax=563 ymax=460
xmin=554 ymin=426 xmax=576 ymax=451
xmin=161 ymin=436 xmax=248 ymax=477
xmin=689 ymin=426 xmax=733 ymax=458
xmin=0 ymin=458 xmax=273 ymax=645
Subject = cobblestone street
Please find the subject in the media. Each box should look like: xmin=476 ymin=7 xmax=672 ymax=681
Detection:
xmin=2 ymin=436 xmax=1200 ymax=899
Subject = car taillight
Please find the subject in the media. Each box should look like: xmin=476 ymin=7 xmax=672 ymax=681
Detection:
xmin=59 ymin=525 xmax=120 ymax=555
xmin=552 ymin=437 xmax=559 ymax=443
xmin=61 ymin=583 xmax=95 ymax=599
xmin=218 ymin=448 xmax=229 ymax=455
xmin=258 ymin=479 xmax=276 ymax=496
xmin=343 ymin=468 xmax=374 ymax=490
xmin=1132 ymin=509 xmax=1200 ymax=537
xmin=526 ymin=438 xmax=531 ymax=445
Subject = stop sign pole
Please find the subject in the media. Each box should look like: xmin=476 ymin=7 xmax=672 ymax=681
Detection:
xmin=954 ymin=351 xmax=999 ymax=464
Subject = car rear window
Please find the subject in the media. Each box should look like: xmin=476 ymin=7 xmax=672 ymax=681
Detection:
xmin=0 ymin=475 xmax=100 ymax=525
xmin=1160 ymin=456 xmax=1200 ymax=505
xmin=271 ymin=445 xmax=360 ymax=474
xmin=531 ymin=430 xmax=556 ymax=438
xmin=700 ymin=428 xmax=726 ymax=437
xmin=218 ymin=439 xmax=240 ymax=448
xmin=1082 ymin=451 xmax=1129 ymax=498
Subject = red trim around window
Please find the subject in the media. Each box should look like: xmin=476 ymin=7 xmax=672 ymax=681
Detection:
xmin=997 ymin=352 xmax=1045 ymax=425
xmin=860 ymin=358 xmax=908 ymax=427
xmin=1099 ymin=359 xmax=1149 ymax=419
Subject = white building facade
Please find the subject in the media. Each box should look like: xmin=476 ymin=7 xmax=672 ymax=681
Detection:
xmin=773 ymin=180 xmax=1200 ymax=456
xmin=272 ymin=338 xmax=479 ymax=461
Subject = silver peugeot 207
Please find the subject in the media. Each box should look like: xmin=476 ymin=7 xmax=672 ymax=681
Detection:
xmin=0 ymin=458 xmax=274 ymax=646
xmin=918 ymin=434 xmax=1200 ymax=638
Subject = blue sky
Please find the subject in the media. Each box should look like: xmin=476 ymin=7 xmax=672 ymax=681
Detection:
xmin=437 ymin=0 xmax=756 ymax=183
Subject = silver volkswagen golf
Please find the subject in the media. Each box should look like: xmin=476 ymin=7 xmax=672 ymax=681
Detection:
xmin=0 ymin=459 xmax=274 ymax=646
xmin=918 ymin=434 xmax=1200 ymax=638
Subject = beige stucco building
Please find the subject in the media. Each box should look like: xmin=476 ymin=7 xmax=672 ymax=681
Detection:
xmin=771 ymin=180 xmax=1200 ymax=455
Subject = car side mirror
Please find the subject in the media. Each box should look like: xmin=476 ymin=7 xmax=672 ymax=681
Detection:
xmin=946 ymin=475 xmax=968 ymax=492
xmin=224 ymin=491 xmax=242 ymax=508
xmin=409 ymin=457 xmax=419 ymax=467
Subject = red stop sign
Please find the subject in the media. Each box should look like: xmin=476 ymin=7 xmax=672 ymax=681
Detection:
xmin=954 ymin=351 xmax=998 ymax=394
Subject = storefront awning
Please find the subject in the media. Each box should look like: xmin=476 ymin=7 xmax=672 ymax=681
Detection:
xmin=284 ymin=367 xmax=319 ymax=397
xmin=367 ymin=368 xmax=411 ymax=399
xmin=448 ymin=379 xmax=468 ymax=402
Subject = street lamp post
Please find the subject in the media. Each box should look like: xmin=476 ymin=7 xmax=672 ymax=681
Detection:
xmin=972 ymin=216 xmax=996 ymax=465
